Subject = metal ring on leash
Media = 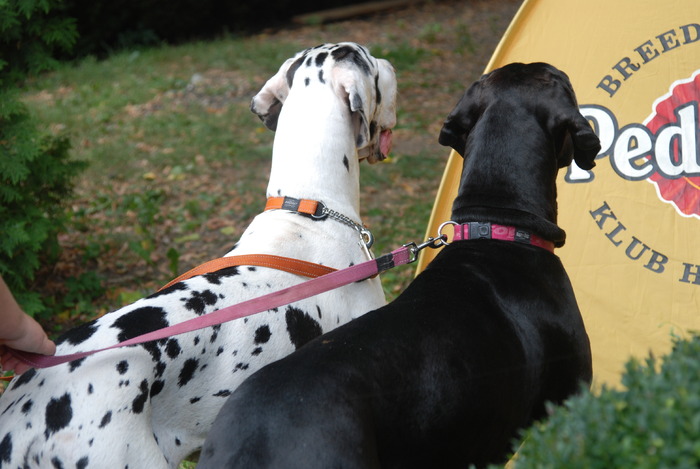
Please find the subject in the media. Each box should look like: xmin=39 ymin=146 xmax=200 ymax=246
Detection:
xmin=437 ymin=220 xmax=458 ymax=246
xmin=360 ymin=228 xmax=375 ymax=249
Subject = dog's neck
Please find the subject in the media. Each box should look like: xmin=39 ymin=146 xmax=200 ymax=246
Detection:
xmin=451 ymin=105 xmax=566 ymax=246
xmin=266 ymin=84 xmax=361 ymax=221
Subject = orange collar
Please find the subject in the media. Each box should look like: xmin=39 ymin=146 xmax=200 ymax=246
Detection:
xmin=265 ymin=196 xmax=326 ymax=218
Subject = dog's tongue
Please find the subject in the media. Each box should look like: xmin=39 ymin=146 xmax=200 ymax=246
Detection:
xmin=380 ymin=129 xmax=393 ymax=158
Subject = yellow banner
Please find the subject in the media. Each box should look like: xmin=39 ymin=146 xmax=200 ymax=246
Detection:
xmin=419 ymin=0 xmax=700 ymax=388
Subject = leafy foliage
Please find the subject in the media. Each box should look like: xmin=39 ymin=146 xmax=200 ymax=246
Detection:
xmin=0 ymin=0 xmax=85 ymax=317
xmin=0 ymin=0 xmax=78 ymax=86
xmin=499 ymin=335 xmax=700 ymax=468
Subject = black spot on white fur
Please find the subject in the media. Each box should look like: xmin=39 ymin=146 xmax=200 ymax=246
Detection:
xmin=10 ymin=368 xmax=36 ymax=391
xmin=331 ymin=45 xmax=371 ymax=75
xmin=99 ymin=411 xmax=112 ymax=428
xmin=343 ymin=155 xmax=349 ymax=171
xmin=285 ymin=306 xmax=323 ymax=349
xmin=165 ymin=338 xmax=181 ymax=359
xmin=56 ymin=320 xmax=98 ymax=346
xmin=116 ymin=360 xmax=129 ymax=374
xmin=150 ymin=379 xmax=165 ymax=397
xmin=178 ymin=358 xmax=199 ymax=387
xmin=132 ymin=379 xmax=149 ymax=414
xmin=111 ymin=307 xmax=169 ymax=342
xmin=68 ymin=358 xmax=86 ymax=372
xmin=147 ymin=281 xmax=188 ymax=299
xmin=203 ymin=266 xmax=240 ymax=285
xmin=0 ymin=433 xmax=11 ymax=464
xmin=45 ymin=393 xmax=73 ymax=438
xmin=285 ymin=54 xmax=306 ymax=87
xmin=254 ymin=325 xmax=271 ymax=344
xmin=21 ymin=400 xmax=33 ymax=415
xmin=315 ymin=52 xmax=327 ymax=66
xmin=183 ymin=290 xmax=218 ymax=315
xmin=111 ymin=307 xmax=170 ymax=364
xmin=352 ymin=94 xmax=364 ymax=115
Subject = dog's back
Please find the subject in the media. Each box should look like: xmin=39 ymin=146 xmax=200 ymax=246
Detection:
xmin=198 ymin=62 xmax=598 ymax=469
xmin=199 ymin=241 xmax=591 ymax=468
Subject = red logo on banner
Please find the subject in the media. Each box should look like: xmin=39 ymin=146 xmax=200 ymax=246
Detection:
xmin=644 ymin=70 xmax=700 ymax=218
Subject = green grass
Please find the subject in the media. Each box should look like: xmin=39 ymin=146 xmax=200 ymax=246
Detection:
xmin=24 ymin=39 xmax=297 ymax=179
xmin=20 ymin=34 xmax=446 ymax=320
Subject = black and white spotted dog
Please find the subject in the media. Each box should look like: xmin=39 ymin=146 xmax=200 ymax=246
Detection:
xmin=0 ymin=42 xmax=396 ymax=469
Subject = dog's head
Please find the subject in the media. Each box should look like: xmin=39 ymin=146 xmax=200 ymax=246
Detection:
xmin=251 ymin=43 xmax=397 ymax=164
xmin=439 ymin=62 xmax=600 ymax=170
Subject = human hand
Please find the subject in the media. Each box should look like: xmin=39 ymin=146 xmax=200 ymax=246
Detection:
xmin=0 ymin=306 xmax=56 ymax=375
xmin=0 ymin=313 xmax=55 ymax=374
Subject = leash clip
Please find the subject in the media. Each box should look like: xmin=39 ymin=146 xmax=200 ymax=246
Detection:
xmin=404 ymin=236 xmax=446 ymax=263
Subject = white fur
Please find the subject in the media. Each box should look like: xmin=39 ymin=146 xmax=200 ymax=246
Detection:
xmin=0 ymin=43 xmax=396 ymax=469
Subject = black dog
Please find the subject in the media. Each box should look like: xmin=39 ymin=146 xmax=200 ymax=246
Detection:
xmin=197 ymin=62 xmax=601 ymax=469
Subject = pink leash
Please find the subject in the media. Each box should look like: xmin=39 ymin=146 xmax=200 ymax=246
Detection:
xmin=9 ymin=241 xmax=441 ymax=370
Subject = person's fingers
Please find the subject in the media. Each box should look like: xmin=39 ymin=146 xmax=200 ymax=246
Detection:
xmin=37 ymin=335 xmax=56 ymax=356
xmin=0 ymin=346 xmax=28 ymax=375
xmin=2 ymin=314 xmax=55 ymax=356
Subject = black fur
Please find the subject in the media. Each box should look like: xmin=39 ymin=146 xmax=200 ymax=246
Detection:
xmin=198 ymin=62 xmax=598 ymax=469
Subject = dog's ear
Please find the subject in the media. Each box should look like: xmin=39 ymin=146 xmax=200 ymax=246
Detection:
xmin=546 ymin=68 xmax=601 ymax=170
xmin=250 ymin=56 xmax=301 ymax=131
xmin=333 ymin=65 xmax=374 ymax=149
xmin=438 ymin=82 xmax=482 ymax=157
xmin=566 ymin=111 xmax=601 ymax=170
xmin=554 ymin=109 xmax=600 ymax=170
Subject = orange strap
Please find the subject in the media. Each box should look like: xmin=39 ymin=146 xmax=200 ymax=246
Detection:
xmin=0 ymin=376 xmax=13 ymax=382
xmin=159 ymin=254 xmax=336 ymax=292
xmin=264 ymin=196 xmax=323 ymax=217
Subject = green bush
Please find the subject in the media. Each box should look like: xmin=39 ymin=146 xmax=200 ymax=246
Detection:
xmin=499 ymin=335 xmax=700 ymax=468
xmin=0 ymin=0 xmax=77 ymax=86
xmin=0 ymin=0 xmax=86 ymax=317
